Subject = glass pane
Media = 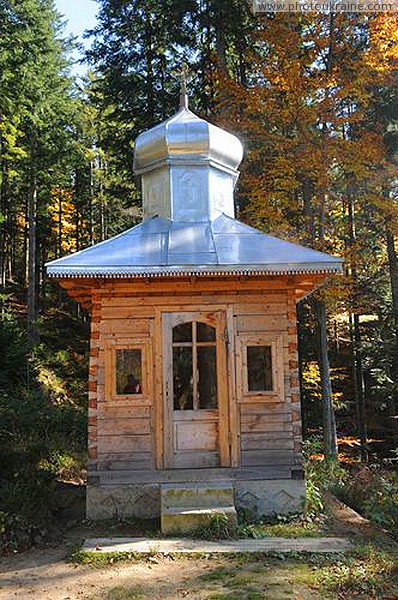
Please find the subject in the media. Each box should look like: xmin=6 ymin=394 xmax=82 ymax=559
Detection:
xmin=198 ymin=346 xmax=217 ymax=409
xmin=116 ymin=349 xmax=142 ymax=395
xmin=197 ymin=322 xmax=216 ymax=342
xmin=247 ymin=346 xmax=273 ymax=392
xmin=173 ymin=347 xmax=193 ymax=410
xmin=173 ymin=322 xmax=192 ymax=343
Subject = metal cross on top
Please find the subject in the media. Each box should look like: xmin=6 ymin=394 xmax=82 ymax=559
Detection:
xmin=174 ymin=62 xmax=191 ymax=109
xmin=179 ymin=62 xmax=189 ymax=94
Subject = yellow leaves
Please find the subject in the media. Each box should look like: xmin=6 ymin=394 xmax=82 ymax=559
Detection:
xmin=48 ymin=186 xmax=77 ymax=254
xmin=333 ymin=133 xmax=385 ymax=181
xmin=365 ymin=14 xmax=398 ymax=76
xmin=16 ymin=213 xmax=26 ymax=229
xmin=212 ymin=13 xmax=394 ymax=274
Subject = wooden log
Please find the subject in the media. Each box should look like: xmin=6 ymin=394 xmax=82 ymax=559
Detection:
xmin=97 ymin=452 xmax=152 ymax=471
xmin=97 ymin=418 xmax=151 ymax=436
xmin=98 ymin=434 xmax=152 ymax=453
xmin=100 ymin=317 xmax=152 ymax=333
xmin=241 ymin=435 xmax=294 ymax=451
xmin=240 ymin=402 xmax=291 ymax=414
xmin=241 ymin=450 xmax=294 ymax=466
xmin=91 ymin=465 xmax=293 ymax=483
xmin=172 ymin=451 xmax=220 ymax=469
xmin=102 ymin=293 xmax=288 ymax=308
xmin=240 ymin=421 xmax=292 ymax=433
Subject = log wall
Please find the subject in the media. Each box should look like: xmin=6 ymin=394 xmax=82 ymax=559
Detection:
xmin=83 ymin=276 xmax=306 ymax=480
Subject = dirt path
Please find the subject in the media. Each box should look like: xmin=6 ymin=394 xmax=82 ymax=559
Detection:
xmin=0 ymin=535 xmax=324 ymax=600
xmin=0 ymin=541 xmax=218 ymax=599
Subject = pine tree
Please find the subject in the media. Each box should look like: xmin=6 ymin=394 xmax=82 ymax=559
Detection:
xmin=0 ymin=0 xmax=75 ymax=343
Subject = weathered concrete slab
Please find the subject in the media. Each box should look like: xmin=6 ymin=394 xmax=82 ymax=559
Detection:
xmin=161 ymin=482 xmax=237 ymax=534
xmin=161 ymin=482 xmax=235 ymax=509
xmin=161 ymin=506 xmax=237 ymax=535
xmin=83 ymin=536 xmax=352 ymax=554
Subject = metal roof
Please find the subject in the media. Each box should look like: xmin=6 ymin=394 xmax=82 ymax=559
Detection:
xmin=46 ymin=213 xmax=343 ymax=278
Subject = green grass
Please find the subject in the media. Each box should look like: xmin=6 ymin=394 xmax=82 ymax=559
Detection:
xmin=81 ymin=544 xmax=398 ymax=600
xmin=100 ymin=586 xmax=145 ymax=599
xmin=199 ymin=566 xmax=236 ymax=581
xmin=239 ymin=519 xmax=324 ymax=539
xmin=190 ymin=509 xmax=329 ymax=541
xmin=313 ymin=545 xmax=398 ymax=598
xmin=70 ymin=550 xmax=145 ymax=566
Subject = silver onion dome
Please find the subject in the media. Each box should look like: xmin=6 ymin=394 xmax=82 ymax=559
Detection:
xmin=133 ymin=106 xmax=243 ymax=175
xmin=132 ymin=105 xmax=244 ymax=222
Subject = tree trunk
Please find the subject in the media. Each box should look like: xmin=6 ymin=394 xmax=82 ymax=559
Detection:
xmin=58 ymin=190 xmax=62 ymax=257
xmin=99 ymin=155 xmax=106 ymax=241
xmin=0 ymin=135 xmax=9 ymax=294
xmin=302 ymin=177 xmax=315 ymax=245
xmin=314 ymin=298 xmax=338 ymax=460
xmin=143 ymin=7 xmax=155 ymax=125
xmin=347 ymin=187 xmax=367 ymax=457
xmin=386 ymin=225 xmax=398 ymax=334
xmin=88 ymin=163 xmax=94 ymax=245
xmin=315 ymin=186 xmax=338 ymax=459
xmin=215 ymin=2 xmax=227 ymax=74
xmin=27 ymin=169 xmax=39 ymax=346
xmin=315 ymin=12 xmax=338 ymax=459
xmin=386 ymin=224 xmax=398 ymax=442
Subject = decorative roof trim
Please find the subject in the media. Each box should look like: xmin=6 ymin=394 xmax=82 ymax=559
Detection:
xmin=47 ymin=263 xmax=342 ymax=279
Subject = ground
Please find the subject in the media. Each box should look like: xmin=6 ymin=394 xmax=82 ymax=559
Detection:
xmin=0 ymin=495 xmax=397 ymax=600
xmin=0 ymin=543 xmax=326 ymax=600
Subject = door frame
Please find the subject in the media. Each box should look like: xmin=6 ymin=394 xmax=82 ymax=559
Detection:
xmin=162 ymin=310 xmax=230 ymax=469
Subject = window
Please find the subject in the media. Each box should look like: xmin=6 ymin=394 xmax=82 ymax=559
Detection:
xmin=237 ymin=334 xmax=284 ymax=400
xmin=172 ymin=321 xmax=217 ymax=411
xmin=247 ymin=345 xmax=273 ymax=391
xmin=115 ymin=349 xmax=142 ymax=395
xmin=104 ymin=336 xmax=151 ymax=404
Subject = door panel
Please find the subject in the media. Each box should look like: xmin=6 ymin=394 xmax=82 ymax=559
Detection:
xmin=174 ymin=413 xmax=218 ymax=450
xmin=163 ymin=311 xmax=229 ymax=469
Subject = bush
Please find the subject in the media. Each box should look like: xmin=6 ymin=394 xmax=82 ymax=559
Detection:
xmin=305 ymin=453 xmax=347 ymax=517
xmin=0 ymin=511 xmax=46 ymax=554
xmin=334 ymin=465 xmax=398 ymax=535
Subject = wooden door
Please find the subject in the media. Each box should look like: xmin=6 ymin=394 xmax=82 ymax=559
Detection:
xmin=163 ymin=311 xmax=230 ymax=469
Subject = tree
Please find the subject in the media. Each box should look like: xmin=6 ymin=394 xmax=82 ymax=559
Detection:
xmin=211 ymin=12 xmax=397 ymax=457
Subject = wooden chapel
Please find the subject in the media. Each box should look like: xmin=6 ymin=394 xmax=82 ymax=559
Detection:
xmin=46 ymin=91 xmax=342 ymax=531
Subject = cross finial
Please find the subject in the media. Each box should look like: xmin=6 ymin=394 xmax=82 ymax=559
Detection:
xmin=179 ymin=62 xmax=189 ymax=95
xmin=174 ymin=61 xmax=191 ymax=109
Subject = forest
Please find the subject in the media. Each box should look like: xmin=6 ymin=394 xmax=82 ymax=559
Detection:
xmin=0 ymin=0 xmax=397 ymax=551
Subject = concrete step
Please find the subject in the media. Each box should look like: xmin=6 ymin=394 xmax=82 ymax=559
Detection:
xmin=162 ymin=506 xmax=237 ymax=535
xmin=161 ymin=482 xmax=234 ymax=509
xmin=83 ymin=536 xmax=353 ymax=554
xmin=160 ymin=483 xmax=237 ymax=534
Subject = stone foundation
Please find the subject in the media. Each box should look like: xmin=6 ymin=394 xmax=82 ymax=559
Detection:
xmin=235 ymin=479 xmax=306 ymax=516
xmin=87 ymin=484 xmax=160 ymax=520
xmin=86 ymin=479 xmax=306 ymax=521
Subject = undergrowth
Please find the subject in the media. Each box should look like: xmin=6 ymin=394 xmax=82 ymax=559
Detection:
xmin=333 ymin=464 xmax=398 ymax=537
xmin=0 ymin=314 xmax=87 ymax=555
xmin=304 ymin=436 xmax=398 ymax=540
